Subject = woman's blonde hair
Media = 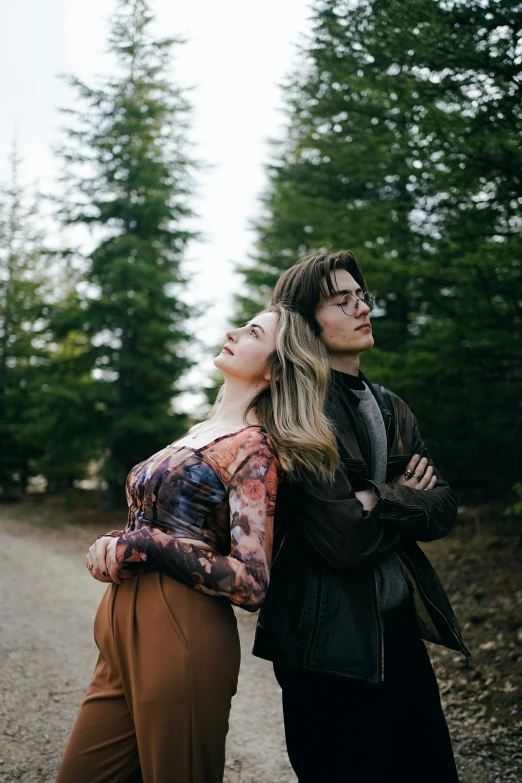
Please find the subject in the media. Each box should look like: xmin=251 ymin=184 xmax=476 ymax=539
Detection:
xmin=212 ymin=304 xmax=340 ymax=482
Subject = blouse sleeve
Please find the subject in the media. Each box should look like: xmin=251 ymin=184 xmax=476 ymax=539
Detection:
xmin=113 ymin=443 xmax=281 ymax=611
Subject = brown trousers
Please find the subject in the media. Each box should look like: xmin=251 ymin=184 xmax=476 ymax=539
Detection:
xmin=57 ymin=572 xmax=240 ymax=783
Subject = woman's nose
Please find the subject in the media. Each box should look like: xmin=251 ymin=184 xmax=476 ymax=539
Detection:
xmin=226 ymin=329 xmax=237 ymax=342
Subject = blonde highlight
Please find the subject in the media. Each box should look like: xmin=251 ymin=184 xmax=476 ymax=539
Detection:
xmin=246 ymin=304 xmax=340 ymax=483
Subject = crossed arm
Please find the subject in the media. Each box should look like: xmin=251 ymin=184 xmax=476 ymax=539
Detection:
xmin=355 ymin=453 xmax=437 ymax=511
xmin=278 ymin=419 xmax=456 ymax=571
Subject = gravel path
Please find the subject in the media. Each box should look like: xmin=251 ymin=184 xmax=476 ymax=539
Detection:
xmin=1 ymin=502 xmax=520 ymax=783
xmin=0 ymin=513 xmax=295 ymax=783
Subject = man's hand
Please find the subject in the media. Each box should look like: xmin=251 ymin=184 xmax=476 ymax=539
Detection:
xmin=394 ymin=454 xmax=437 ymax=490
xmin=86 ymin=536 xmax=133 ymax=584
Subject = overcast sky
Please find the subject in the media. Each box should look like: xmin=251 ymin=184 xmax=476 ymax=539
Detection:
xmin=2 ymin=0 xmax=313 ymax=411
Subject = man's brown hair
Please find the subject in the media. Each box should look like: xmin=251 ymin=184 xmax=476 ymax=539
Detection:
xmin=271 ymin=250 xmax=367 ymax=335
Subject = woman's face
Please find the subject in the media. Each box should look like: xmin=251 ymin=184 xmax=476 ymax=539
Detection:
xmin=214 ymin=311 xmax=279 ymax=386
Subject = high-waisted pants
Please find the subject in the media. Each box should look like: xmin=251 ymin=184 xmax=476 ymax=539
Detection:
xmin=57 ymin=572 xmax=241 ymax=783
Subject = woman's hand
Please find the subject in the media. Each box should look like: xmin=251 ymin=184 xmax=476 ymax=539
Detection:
xmin=86 ymin=536 xmax=133 ymax=584
xmin=394 ymin=454 xmax=437 ymax=490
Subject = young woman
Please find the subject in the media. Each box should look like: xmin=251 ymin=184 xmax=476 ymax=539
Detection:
xmin=56 ymin=304 xmax=339 ymax=783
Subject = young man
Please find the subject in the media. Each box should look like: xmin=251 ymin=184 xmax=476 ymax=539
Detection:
xmin=253 ymin=250 xmax=469 ymax=783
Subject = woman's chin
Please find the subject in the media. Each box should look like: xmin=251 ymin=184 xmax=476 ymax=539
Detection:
xmin=214 ymin=354 xmax=234 ymax=376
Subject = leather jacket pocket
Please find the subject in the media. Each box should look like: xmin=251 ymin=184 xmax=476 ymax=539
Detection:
xmin=285 ymin=562 xmax=311 ymax=640
xmin=386 ymin=454 xmax=413 ymax=483
xmin=341 ymin=458 xmax=368 ymax=492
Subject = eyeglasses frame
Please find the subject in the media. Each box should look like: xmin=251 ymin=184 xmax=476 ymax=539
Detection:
xmin=316 ymin=291 xmax=375 ymax=317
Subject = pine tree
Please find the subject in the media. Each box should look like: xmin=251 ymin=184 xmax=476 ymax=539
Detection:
xmin=35 ymin=292 xmax=107 ymax=494
xmin=237 ymin=0 xmax=521 ymax=494
xmin=237 ymin=0 xmax=429 ymax=357
xmin=56 ymin=0 xmax=196 ymax=505
xmin=0 ymin=150 xmax=50 ymax=497
xmin=359 ymin=0 xmax=522 ymax=493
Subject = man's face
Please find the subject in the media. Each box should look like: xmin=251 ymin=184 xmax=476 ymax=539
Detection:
xmin=315 ymin=269 xmax=374 ymax=356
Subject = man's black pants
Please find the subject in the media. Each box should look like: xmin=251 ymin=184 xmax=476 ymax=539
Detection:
xmin=274 ymin=623 xmax=459 ymax=783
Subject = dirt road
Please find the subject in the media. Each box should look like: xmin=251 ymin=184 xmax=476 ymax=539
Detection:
xmin=0 ymin=509 xmax=295 ymax=783
xmin=1 ymin=500 xmax=521 ymax=782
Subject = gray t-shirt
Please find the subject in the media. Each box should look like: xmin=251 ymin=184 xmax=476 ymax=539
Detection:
xmin=352 ymin=383 xmax=410 ymax=613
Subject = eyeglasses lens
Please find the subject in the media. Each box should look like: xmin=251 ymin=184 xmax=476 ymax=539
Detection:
xmin=340 ymin=292 xmax=375 ymax=315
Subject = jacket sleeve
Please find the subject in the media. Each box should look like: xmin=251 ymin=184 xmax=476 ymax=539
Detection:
xmin=367 ymin=415 xmax=458 ymax=543
xmin=280 ymin=419 xmax=457 ymax=569
xmin=114 ymin=446 xmax=281 ymax=612
xmin=278 ymin=468 xmax=404 ymax=570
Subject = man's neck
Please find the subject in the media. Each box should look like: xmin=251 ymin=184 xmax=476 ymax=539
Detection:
xmin=328 ymin=354 xmax=360 ymax=376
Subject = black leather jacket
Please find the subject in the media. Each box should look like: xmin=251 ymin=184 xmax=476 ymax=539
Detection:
xmin=252 ymin=371 xmax=470 ymax=682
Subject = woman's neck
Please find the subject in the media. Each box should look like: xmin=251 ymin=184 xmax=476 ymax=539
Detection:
xmin=212 ymin=378 xmax=265 ymax=425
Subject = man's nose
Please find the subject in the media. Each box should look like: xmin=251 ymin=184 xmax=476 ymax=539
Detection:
xmin=356 ymin=298 xmax=371 ymax=315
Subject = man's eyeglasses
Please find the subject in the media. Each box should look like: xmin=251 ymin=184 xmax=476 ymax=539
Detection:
xmin=316 ymin=291 xmax=375 ymax=317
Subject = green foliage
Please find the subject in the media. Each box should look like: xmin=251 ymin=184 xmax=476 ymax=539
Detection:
xmin=237 ymin=0 xmax=522 ymax=496
xmin=0 ymin=150 xmax=53 ymax=497
xmin=55 ymin=0 xmax=197 ymax=504
xmin=33 ymin=318 xmax=107 ymax=492
xmin=505 ymin=483 xmax=522 ymax=517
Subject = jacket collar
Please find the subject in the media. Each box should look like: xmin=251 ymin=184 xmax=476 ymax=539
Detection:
xmin=329 ymin=368 xmax=393 ymax=441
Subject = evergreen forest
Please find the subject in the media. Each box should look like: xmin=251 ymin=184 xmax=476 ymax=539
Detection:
xmin=238 ymin=0 xmax=522 ymax=496
xmin=1 ymin=0 xmax=521 ymax=504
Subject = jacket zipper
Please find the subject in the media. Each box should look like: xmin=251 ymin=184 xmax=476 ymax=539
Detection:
xmin=304 ymin=571 xmax=323 ymax=668
xmin=371 ymin=568 xmax=385 ymax=682
xmin=271 ymin=530 xmax=286 ymax=568
xmin=400 ymin=552 xmax=470 ymax=660
xmin=358 ymin=390 xmax=385 ymax=681
xmin=384 ymin=411 xmax=392 ymax=448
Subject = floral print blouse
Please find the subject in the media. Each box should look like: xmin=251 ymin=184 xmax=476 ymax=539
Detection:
xmin=112 ymin=426 xmax=282 ymax=611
